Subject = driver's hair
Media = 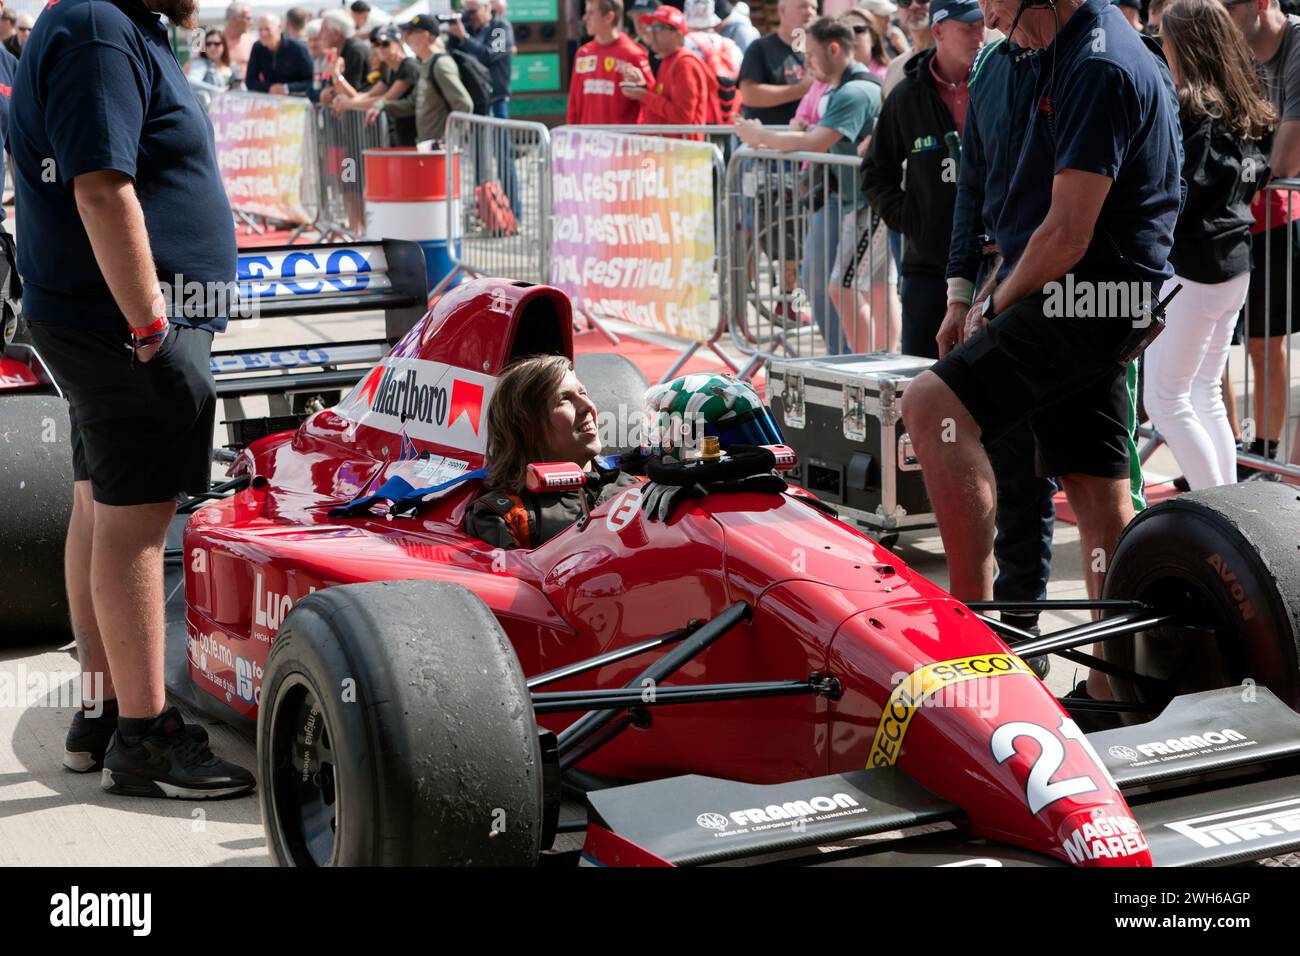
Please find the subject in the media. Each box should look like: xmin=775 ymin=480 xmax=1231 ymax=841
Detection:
xmin=486 ymin=354 xmax=573 ymax=494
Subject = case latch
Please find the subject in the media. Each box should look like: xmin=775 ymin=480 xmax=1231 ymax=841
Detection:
xmin=877 ymin=377 xmax=902 ymax=427
xmin=783 ymin=371 xmax=805 ymax=429
xmin=897 ymin=432 xmax=922 ymax=471
xmin=842 ymin=383 xmax=867 ymax=442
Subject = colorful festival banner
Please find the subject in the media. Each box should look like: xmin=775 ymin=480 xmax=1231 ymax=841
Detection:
xmin=209 ymin=92 xmax=316 ymax=225
xmin=548 ymin=128 xmax=716 ymax=344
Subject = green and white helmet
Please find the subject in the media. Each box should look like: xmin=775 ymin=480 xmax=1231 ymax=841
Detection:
xmin=642 ymin=373 xmax=783 ymax=462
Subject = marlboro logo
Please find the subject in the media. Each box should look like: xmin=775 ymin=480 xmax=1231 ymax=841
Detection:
xmin=338 ymin=358 xmax=495 ymax=454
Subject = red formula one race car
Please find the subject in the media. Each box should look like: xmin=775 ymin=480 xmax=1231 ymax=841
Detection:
xmin=6 ymin=243 xmax=1300 ymax=868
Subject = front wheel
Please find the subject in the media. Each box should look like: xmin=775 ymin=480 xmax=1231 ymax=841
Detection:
xmin=1101 ymin=482 xmax=1300 ymax=711
xmin=257 ymin=580 xmax=544 ymax=866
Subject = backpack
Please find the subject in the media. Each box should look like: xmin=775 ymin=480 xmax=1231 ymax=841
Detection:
xmin=845 ymin=72 xmax=883 ymax=141
xmin=686 ymin=32 xmax=743 ymax=125
xmin=432 ymin=50 xmax=492 ymax=116
xmin=476 ymin=182 xmax=517 ymax=237
xmin=806 ymin=69 xmax=882 ymax=209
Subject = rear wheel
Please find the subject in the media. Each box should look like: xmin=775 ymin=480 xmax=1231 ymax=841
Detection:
xmin=1101 ymin=483 xmax=1300 ymax=711
xmin=258 ymin=580 xmax=544 ymax=866
xmin=0 ymin=393 xmax=73 ymax=639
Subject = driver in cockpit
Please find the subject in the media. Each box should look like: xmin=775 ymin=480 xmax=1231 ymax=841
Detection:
xmin=464 ymin=354 xmax=638 ymax=549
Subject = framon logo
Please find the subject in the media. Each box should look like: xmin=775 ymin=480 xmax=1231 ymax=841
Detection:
xmin=1107 ymin=727 xmax=1252 ymax=766
xmin=50 ymin=886 xmax=150 ymax=936
xmin=696 ymin=792 xmax=866 ymax=839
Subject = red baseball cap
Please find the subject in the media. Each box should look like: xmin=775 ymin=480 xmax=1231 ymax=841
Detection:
xmin=640 ymin=4 xmax=686 ymax=32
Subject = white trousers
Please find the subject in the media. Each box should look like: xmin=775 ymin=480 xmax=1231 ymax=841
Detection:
xmin=1143 ymin=271 xmax=1249 ymax=489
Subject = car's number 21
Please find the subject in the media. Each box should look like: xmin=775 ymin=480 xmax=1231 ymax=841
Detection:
xmin=990 ymin=717 xmax=1100 ymax=816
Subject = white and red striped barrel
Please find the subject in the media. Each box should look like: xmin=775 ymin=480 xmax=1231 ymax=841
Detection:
xmin=363 ymin=149 xmax=462 ymax=290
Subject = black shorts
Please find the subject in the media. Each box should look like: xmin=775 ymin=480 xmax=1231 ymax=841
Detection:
xmin=1244 ymin=222 xmax=1300 ymax=338
xmin=27 ymin=322 xmax=217 ymax=506
xmin=929 ymin=292 xmax=1134 ymax=480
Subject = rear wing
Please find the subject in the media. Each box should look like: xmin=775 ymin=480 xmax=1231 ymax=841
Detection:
xmin=233 ymin=240 xmax=428 ymax=333
xmin=215 ymin=239 xmax=428 ymax=448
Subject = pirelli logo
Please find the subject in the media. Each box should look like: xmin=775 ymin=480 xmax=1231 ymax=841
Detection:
xmin=868 ymin=654 xmax=1035 ymax=768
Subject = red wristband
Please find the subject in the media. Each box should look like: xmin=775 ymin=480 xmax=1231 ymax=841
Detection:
xmin=129 ymin=315 xmax=168 ymax=338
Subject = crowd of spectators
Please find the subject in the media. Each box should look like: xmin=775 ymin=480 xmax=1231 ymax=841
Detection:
xmin=0 ymin=8 xmax=30 ymax=60
xmin=177 ymin=2 xmax=512 ymax=149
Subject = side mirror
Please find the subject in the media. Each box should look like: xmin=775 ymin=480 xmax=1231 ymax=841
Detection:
xmin=525 ymin=462 xmax=587 ymax=493
xmin=525 ymin=462 xmax=593 ymax=532
xmin=762 ymin=444 xmax=798 ymax=473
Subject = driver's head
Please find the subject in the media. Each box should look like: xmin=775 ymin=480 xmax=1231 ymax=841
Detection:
xmin=643 ymin=373 xmax=784 ymax=462
xmin=487 ymin=355 xmax=600 ymax=492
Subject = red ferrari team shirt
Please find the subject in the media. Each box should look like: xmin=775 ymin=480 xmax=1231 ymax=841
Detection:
xmin=637 ymin=46 xmax=712 ymax=133
xmin=567 ymin=34 xmax=653 ymax=125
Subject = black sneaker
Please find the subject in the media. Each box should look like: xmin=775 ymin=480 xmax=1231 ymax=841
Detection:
xmin=64 ymin=707 xmax=209 ymax=773
xmin=1023 ymin=653 xmax=1051 ymax=681
xmin=101 ymin=708 xmax=254 ymax=799
xmin=1002 ymin=614 xmax=1051 ymax=681
xmin=1061 ymin=680 xmax=1123 ymax=734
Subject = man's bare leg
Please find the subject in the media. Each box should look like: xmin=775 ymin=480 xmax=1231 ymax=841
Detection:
xmin=900 ymin=371 xmax=998 ymax=600
xmin=875 ymin=280 xmax=900 ymax=352
xmin=1057 ymin=473 xmax=1134 ymax=700
xmin=1247 ymin=335 xmax=1288 ymax=442
xmin=66 ymin=481 xmax=115 ymax=706
xmin=836 ymin=286 xmax=894 ymax=353
xmin=89 ymin=500 xmax=175 ymax=719
xmin=1223 ymin=367 xmax=1240 ymax=440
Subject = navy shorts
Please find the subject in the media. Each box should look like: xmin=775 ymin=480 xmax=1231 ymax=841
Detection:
xmin=27 ymin=322 xmax=216 ymax=506
xmin=928 ymin=292 xmax=1134 ymax=480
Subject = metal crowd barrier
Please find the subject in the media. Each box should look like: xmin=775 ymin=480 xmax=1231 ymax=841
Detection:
xmin=724 ymin=146 xmax=899 ymax=379
xmin=434 ymin=112 xmax=552 ymax=295
xmin=1140 ymin=179 xmax=1300 ymax=483
xmin=1233 ymin=180 xmax=1300 ymax=481
xmin=314 ymin=107 xmax=390 ymax=241
xmin=548 ymin=126 xmax=735 ymax=379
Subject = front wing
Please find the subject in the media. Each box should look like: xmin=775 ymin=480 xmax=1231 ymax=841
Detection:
xmin=580 ymin=687 xmax=1300 ymax=866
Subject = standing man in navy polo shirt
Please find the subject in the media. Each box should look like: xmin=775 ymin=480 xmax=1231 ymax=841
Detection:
xmin=10 ymin=0 xmax=255 ymax=798
xmin=901 ymin=0 xmax=1180 ymax=698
